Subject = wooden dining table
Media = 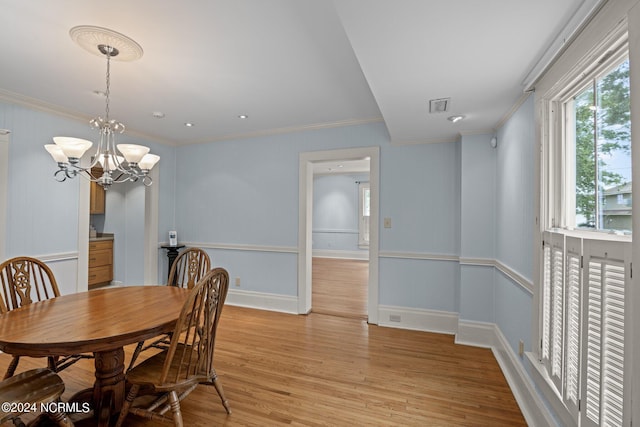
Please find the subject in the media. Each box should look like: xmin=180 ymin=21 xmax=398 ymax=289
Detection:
xmin=0 ymin=285 xmax=190 ymax=426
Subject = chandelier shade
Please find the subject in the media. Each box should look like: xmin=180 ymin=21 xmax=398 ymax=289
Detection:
xmin=138 ymin=154 xmax=161 ymax=171
xmin=52 ymin=137 xmax=93 ymax=160
xmin=45 ymin=26 xmax=159 ymax=189
xmin=44 ymin=144 xmax=68 ymax=163
xmin=116 ymin=144 xmax=150 ymax=164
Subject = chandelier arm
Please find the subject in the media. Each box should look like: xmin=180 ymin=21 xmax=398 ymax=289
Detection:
xmin=54 ymin=169 xmax=69 ymax=182
xmin=111 ymin=171 xmax=136 ymax=183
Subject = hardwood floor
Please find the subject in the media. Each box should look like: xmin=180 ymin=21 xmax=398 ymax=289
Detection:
xmin=0 ymin=305 xmax=526 ymax=426
xmin=312 ymin=257 xmax=368 ymax=319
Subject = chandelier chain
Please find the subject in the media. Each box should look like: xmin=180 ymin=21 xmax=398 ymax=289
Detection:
xmin=105 ymin=47 xmax=112 ymax=122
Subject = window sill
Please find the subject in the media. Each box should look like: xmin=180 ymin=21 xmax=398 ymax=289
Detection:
xmin=547 ymin=227 xmax=632 ymax=243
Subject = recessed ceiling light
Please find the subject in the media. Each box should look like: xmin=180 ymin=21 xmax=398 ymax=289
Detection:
xmin=152 ymin=112 xmax=165 ymax=119
xmin=447 ymin=115 xmax=465 ymax=123
xmin=238 ymin=114 xmax=248 ymax=119
xmin=184 ymin=122 xmax=194 ymax=127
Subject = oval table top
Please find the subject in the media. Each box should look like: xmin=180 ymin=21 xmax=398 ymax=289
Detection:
xmin=0 ymin=285 xmax=189 ymax=357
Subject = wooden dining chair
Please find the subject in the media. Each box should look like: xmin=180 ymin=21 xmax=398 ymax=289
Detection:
xmin=0 ymin=256 xmax=93 ymax=379
xmin=167 ymin=247 xmax=211 ymax=289
xmin=127 ymin=247 xmax=211 ymax=371
xmin=115 ymin=267 xmax=230 ymax=427
xmin=0 ymin=368 xmax=74 ymax=426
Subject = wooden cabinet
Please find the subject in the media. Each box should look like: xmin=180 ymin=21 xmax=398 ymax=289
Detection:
xmin=90 ymin=167 xmax=105 ymax=214
xmin=89 ymin=239 xmax=113 ymax=288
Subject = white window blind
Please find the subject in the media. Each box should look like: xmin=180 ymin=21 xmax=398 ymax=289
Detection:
xmin=564 ymin=236 xmax=582 ymax=419
xmin=580 ymin=239 xmax=630 ymax=427
xmin=541 ymin=231 xmax=565 ymax=393
xmin=541 ymin=232 xmax=630 ymax=426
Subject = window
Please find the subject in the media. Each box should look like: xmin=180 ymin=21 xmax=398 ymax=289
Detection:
xmin=565 ymin=57 xmax=631 ymax=233
xmin=539 ymin=38 xmax=632 ymax=426
xmin=358 ymin=182 xmax=370 ymax=247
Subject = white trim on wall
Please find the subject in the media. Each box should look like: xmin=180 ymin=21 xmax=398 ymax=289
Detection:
xmin=0 ymin=133 xmax=8 ymax=262
xmin=226 ymin=288 xmax=298 ymax=314
xmin=380 ymin=251 xmax=459 ymax=262
xmin=76 ymin=161 xmax=90 ymax=293
xmin=144 ymin=166 xmax=160 ymax=285
xmin=312 ymin=249 xmax=368 ymax=260
xmin=181 ymin=242 xmax=298 ymax=254
xmin=378 ymin=305 xmax=458 ymax=334
xmin=456 ymin=321 xmax=561 ymax=427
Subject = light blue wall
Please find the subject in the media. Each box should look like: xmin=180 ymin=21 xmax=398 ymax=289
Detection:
xmin=495 ymin=95 xmax=535 ymax=355
xmin=174 ymin=122 xmax=462 ymax=308
xmin=460 ymin=134 xmax=496 ymax=259
xmin=0 ymin=97 xmax=536 ymax=357
xmin=496 ymin=96 xmax=535 ymax=281
xmin=459 ymin=133 xmax=497 ymax=322
xmin=0 ymin=102 xmax=90 ymax=256
xmin=312 ymin=173 xmax=368 ymax=252
xmin=0 ymin=100 xmax=176 ymax=287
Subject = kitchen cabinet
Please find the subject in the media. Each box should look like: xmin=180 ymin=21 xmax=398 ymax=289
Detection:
xmin=88 ymin=238 xmax=113 ymax=288
xmin=90 ymin=167 xmax=105 ymax=214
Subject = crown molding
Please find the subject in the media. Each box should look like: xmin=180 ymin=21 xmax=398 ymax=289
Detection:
xmin=0 ymin=88 xmax=184 ymax=147
xmin=186 ymin=116 xmax=385 ymax=145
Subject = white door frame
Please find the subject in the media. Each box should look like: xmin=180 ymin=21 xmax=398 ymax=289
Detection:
xmin=298 ymin=146 xmax=380 ymax=324
xmin=0 ymin=133 xmax=9 ymax=262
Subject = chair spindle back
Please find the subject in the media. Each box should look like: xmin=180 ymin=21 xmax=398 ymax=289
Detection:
xmin=167 ymin=248 xmax=211 ymax=289
xmin=0 ymin=257 xmax=61 ymax=313
xmin=160 ymin=267 xmax=229 ymax=385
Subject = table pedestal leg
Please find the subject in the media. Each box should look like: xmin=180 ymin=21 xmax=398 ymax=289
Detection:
xmin=93 ymin=347 xmax=125 ymax=426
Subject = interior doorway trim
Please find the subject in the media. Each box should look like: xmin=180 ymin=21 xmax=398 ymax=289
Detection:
xmin=0 ymin=133 xmax=9 ymax=262
xmin=298 ymin=146 xmax=380 ymax=324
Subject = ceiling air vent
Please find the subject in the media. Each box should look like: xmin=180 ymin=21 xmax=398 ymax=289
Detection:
xmin=429 ymin=98 xmax=450 ymax=114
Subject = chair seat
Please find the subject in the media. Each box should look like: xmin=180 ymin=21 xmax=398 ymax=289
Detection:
xmin=0 ymin=368 xmax=66 ymax=422
xmin=126 ymin=344 xmax=205 ymax=392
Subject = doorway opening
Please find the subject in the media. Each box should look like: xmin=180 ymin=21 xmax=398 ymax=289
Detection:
xmin=298 ymin=147 xmax=379 ymax=324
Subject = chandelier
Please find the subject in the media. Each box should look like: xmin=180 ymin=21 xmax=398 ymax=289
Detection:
xmin=45 ymin=26 xmax=159 ymax=189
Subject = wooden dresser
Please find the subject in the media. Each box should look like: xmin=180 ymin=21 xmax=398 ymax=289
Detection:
xmin=89 ymin=238 xmax=113 ymax=288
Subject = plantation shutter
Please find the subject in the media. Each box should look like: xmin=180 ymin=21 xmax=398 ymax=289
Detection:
xmin=563 ymin=236 xmax=581 ymax=421
xmin=541 ymin=231 xmax=564 ymax=392
xmin=580 ymin=238 xmax=630 ymax=427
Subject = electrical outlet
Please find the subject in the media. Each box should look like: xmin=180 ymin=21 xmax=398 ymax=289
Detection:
xmin=389 ymin=314 xmax=401 ymax=322
xmin=519 ymin=340 xmax=524 ymax=356
xmin=235 ymin=277 xmax=241 ymax=287
xmin=384 ymin=217 xmax=392 ymax=228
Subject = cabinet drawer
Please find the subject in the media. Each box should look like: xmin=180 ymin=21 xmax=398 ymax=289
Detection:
xmin=88 ymin=265 xmax=112 ymax=286
xmin=89 ymin=249 xmax=112 ymax=268
xmin=89 ymin=240 xmax=113 ymax=252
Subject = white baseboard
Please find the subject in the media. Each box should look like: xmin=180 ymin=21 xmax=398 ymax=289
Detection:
xmin=312 ymin=249 xmax=369 ymax=260
xmin=377 ymin=305 xmax=458 ymax=334
xmin=455 ymin=320 xmax=497 ymax=348
xmin=456 ymin=320 xmax=559 ymax=427
xmin=226 ymin=288 xmax=298 ymax=314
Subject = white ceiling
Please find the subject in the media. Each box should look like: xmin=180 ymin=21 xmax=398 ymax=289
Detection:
xmin=0 ymin=0 xmax=594 ymax=147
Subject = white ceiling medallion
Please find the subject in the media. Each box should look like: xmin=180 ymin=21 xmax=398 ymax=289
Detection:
xmin=69 ymin=25 xmax=143 ymax=62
